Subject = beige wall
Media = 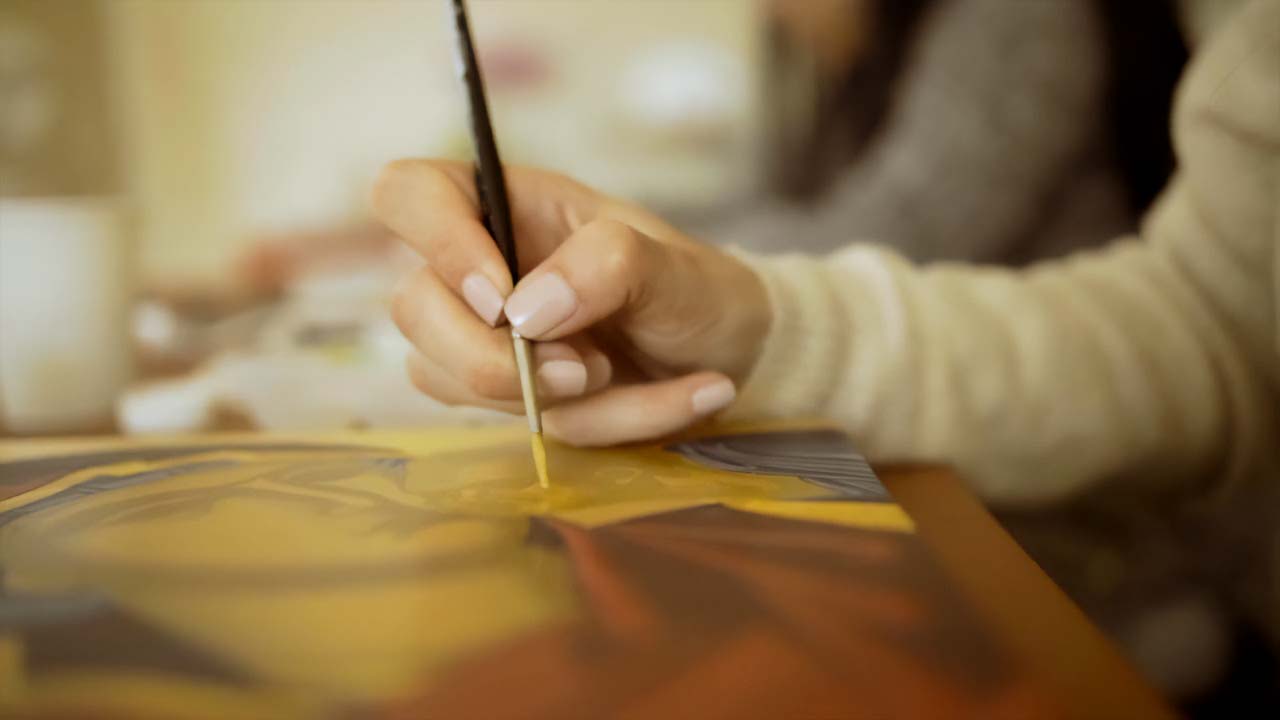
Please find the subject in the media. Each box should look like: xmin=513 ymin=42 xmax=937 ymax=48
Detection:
xmin=105 ymin=0 xmax=762 ymax=286
xmin=0 ymin=1 xmax=119 ymax=196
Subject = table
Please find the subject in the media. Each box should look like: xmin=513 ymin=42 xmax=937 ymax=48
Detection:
xmin=883 ymin=465 xmax=1174 ymax=719
xmin=0 ymin=427 xmax=1172 ymax=712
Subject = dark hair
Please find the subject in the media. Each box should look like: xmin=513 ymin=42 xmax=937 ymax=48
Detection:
xmin=1094 ymin=0 xmax=1188 ymax=214
xmin=764 ymin=0 xmax=932 ymax=199
xmin=766 ymin=0 xmax=1188 ymax=213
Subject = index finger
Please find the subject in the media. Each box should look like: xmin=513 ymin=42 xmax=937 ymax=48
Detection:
xmin=371 ymin=158 xmax=514 ymax=316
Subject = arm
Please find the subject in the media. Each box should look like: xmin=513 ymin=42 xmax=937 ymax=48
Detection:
xmin=731 ymin=0 xmax=1279 ymax=503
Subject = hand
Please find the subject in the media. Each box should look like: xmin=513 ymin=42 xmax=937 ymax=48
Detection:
xmin=371 ymin=159 xmax=770 ymax=446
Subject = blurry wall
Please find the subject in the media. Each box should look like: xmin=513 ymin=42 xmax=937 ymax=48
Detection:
xmin=104 ymin=0 xmax=764 ymax=287
xmin=0 ymin=0 xmax=119 ymax=196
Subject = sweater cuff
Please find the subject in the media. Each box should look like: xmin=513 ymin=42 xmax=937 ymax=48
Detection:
xmin=724 ymin=249 xmax=855 ymax=422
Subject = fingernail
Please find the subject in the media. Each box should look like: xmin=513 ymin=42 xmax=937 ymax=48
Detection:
xmin=505 ymin=273 xmax=577 ymax=337
xmin=537 ymin=360 xmax=588 ymax=397
xmin=583 ymin=351 xmax=612 ymax=389
xmin=691 ymin=379 xmax=736 ymax=416
xmin=461 ymin=273 xmax=505 ymax=327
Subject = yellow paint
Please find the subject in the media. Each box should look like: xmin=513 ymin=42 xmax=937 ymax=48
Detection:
xmin=531 ymin=432 xmax=550 ymax=489
xmin=5 ymin=671 xmax=321 ymax=720
xmin=552 ymin=498 xmax=720 ymax=528
xmin=0 ymin=634 xmax=22 ymax=703
xmin=0 ymin=421 xmax=906 ymax=713
xmin=725 ymin=499 xmax=914 ymax=532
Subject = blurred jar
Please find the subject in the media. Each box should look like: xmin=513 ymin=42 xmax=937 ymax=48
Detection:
xmin=0 ymin=1 xmax=131 ymax=434
xmin=0 ymin=198 xmax=134 ymax=433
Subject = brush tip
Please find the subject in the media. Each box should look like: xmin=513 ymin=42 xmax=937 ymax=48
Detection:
xmin=530 ymin=432 xmax=550 ymax=489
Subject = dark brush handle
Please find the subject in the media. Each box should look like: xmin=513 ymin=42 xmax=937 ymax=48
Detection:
xmin=451 ymin=0 xmax=519 ymax=282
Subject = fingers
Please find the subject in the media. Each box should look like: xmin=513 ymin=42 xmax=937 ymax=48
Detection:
xmin=532 ymin=342 xmax=588 ymax=398
xmin=372 ymin=159 xmax=514 ymax=325
xmin=378 ymin=157 xmax=762 ymax=443
xmin=569 ymin=335 xmax=613 ymax=393
xmin=394 ymin=266 xmax=520 ymax=399
xmin=409 ymin=351 xmax=738 ymax=445
xmin=371 ymin=159 xmax=606 ymax=328
xmin=395 ymin=267 xmax=609 ymax=403
xmin=406 ymin=351 xmax=523 ymax=413
xmin=503 ymin=219 xmax=705 ymax=342
xmin=543 ymin=372 xmax=737 ymax=446
xmin=406 ymin=341 xmax=608 ymax=411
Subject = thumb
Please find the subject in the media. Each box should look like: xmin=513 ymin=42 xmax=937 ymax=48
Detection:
xmin=502 ymin=219 xmax=710 ymax=343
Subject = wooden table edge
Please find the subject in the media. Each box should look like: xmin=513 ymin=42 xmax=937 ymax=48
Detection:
xmin=879 ymin=463 xmax=1176 ymax=719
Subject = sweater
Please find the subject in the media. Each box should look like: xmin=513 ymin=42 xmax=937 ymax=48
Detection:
xmin=731 ymin=0 xmax=1278 ymax=634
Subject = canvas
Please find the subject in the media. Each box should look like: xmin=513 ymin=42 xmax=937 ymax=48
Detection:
xmin=0 ymin=421 xmax=1059 ymax=718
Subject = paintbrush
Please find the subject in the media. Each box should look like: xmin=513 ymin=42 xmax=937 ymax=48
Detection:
xmin=449 ymin=0 xmax=549 ymax=488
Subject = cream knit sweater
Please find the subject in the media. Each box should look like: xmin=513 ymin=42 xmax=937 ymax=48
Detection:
xmin=732 ymin=0 xmax=1279 ymax=507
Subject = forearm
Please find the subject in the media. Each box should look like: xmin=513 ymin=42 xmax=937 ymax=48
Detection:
xmin=728 ymin=0 xmax=1280 ymax=504
xmin=730 ymin=236 xmax=1243 ymax=505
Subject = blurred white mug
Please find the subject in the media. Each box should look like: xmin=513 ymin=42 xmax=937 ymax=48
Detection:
xmin=0 ymin=197 xmax=134 ymax=433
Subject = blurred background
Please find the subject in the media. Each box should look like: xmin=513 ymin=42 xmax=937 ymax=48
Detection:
xmin=1 ymin=0 xmax=768 ymax=436
xmin=2 ymin=0 xmax=1193 ymax=438
xmin=7 ymin=0 xmax=764 ymax=286
xmin=2 ymin=0 xmax=1274 ymax=713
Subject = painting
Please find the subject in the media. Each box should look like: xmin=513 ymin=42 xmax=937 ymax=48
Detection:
xmin=0 ymin=421 xmax=1058 ymax=718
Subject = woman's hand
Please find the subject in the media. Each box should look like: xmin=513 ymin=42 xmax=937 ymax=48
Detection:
xmin=371 ymin=159 xmax=770 ymax=446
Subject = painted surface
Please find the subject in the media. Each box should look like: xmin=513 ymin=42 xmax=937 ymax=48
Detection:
xmin=0 ymin=422 xmax=1057 ymax=718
